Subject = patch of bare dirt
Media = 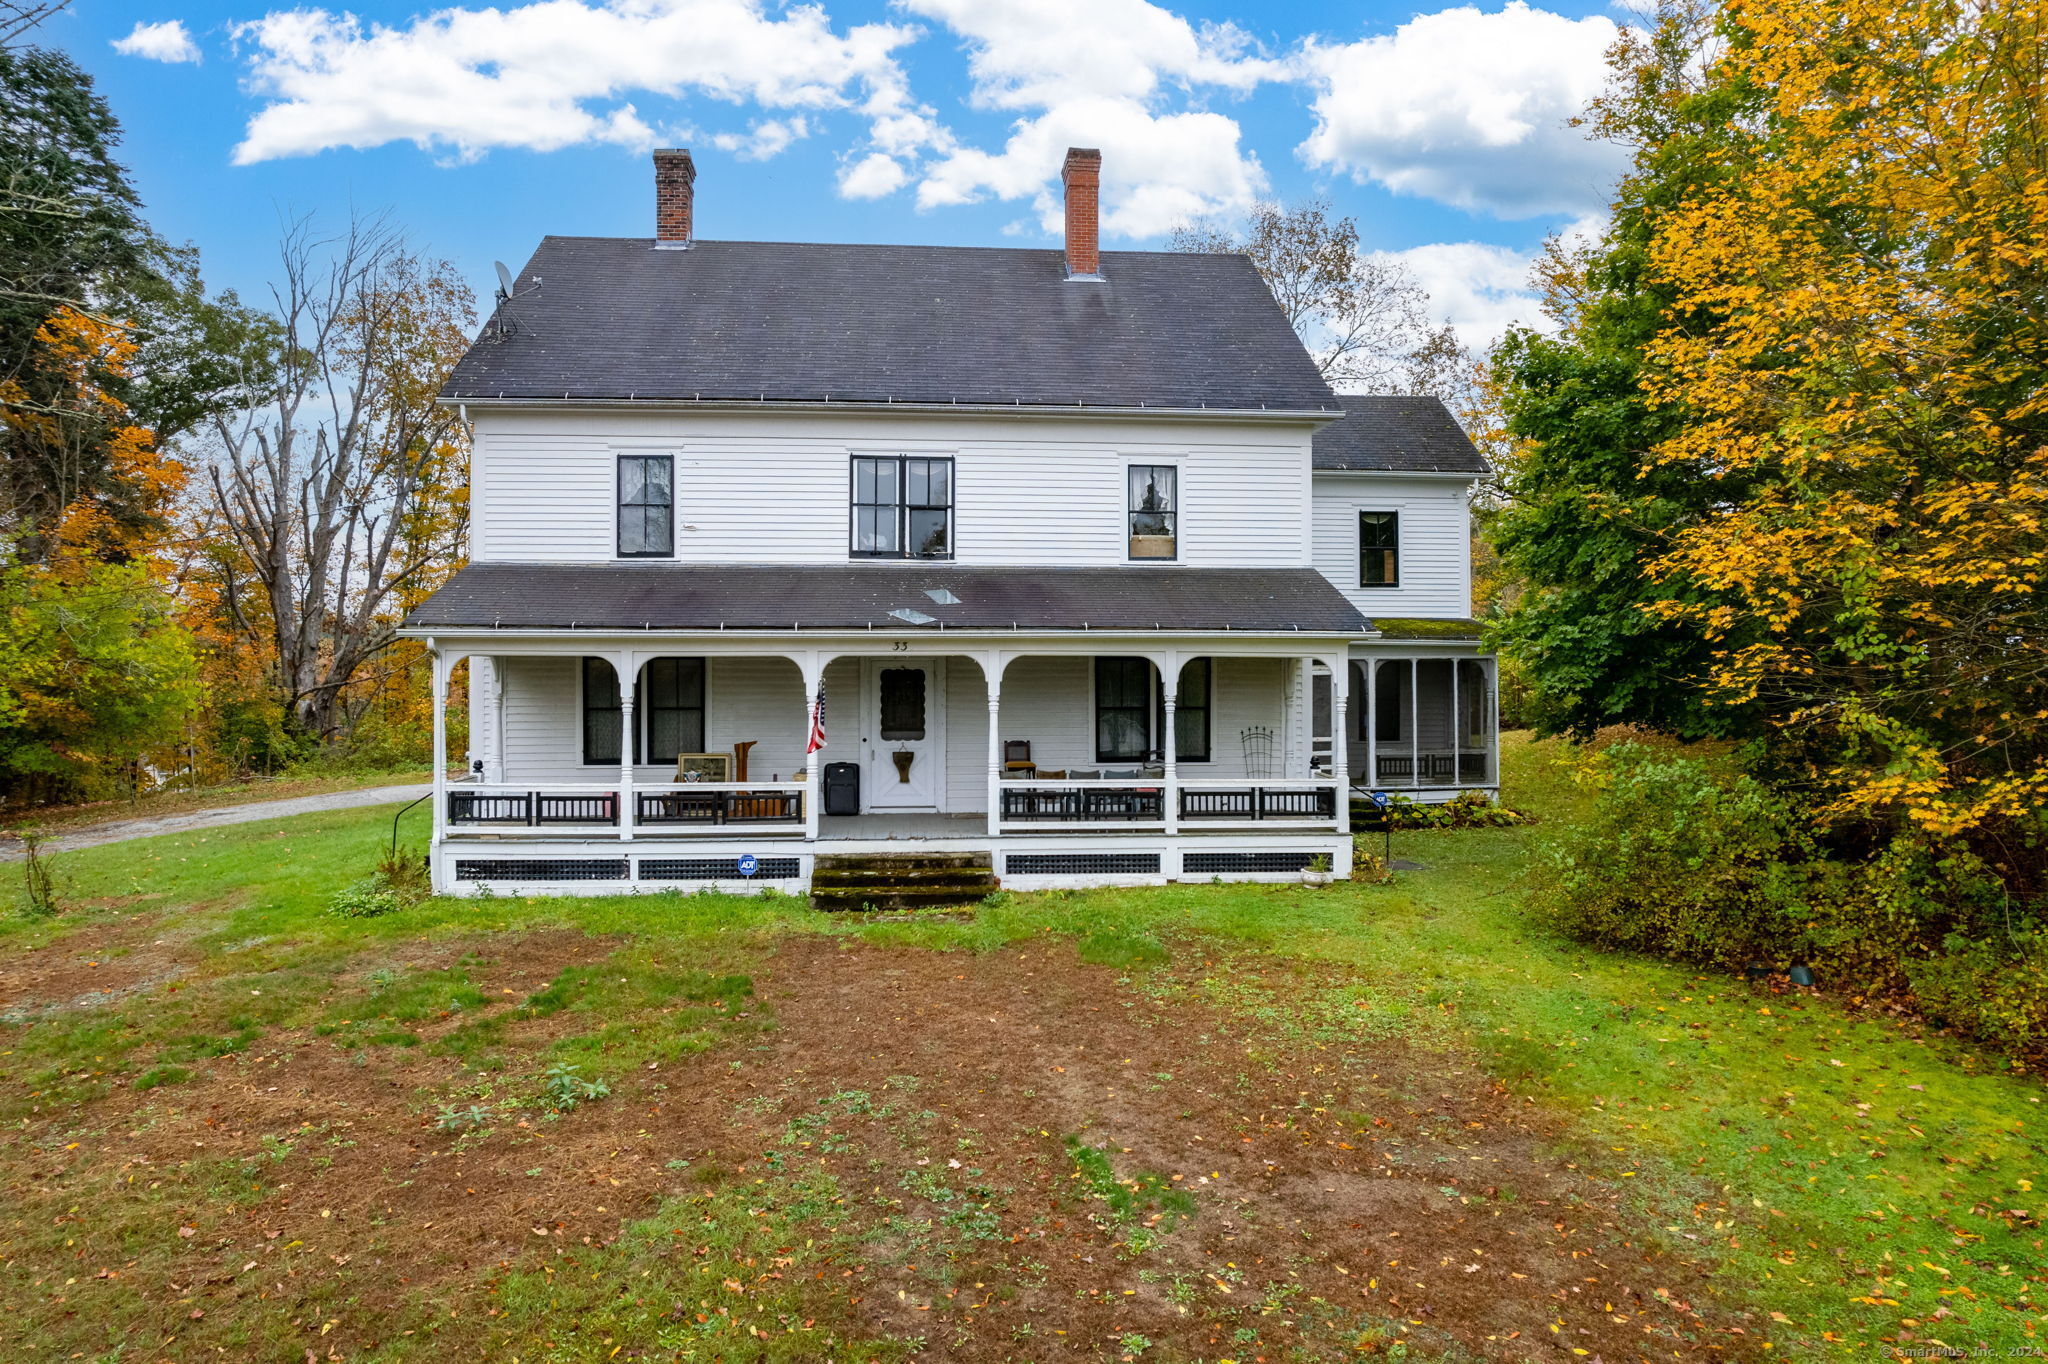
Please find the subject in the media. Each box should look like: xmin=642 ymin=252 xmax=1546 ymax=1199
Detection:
xmin=4 ymin=932 xmax=1757 ymax=1361
xmin=0 ymin=913 xmax=192 ymax=1022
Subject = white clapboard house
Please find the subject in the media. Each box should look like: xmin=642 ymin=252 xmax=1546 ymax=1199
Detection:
xmin=402 ymin=148 xmax=1497 ymax=899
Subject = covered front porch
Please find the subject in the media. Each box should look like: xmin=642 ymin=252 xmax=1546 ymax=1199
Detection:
xmin=419 ymin=636 xmax=1371 ymax=893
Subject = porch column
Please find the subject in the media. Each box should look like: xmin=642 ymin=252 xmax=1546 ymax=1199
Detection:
xmin=429 ymin=642 xmax=448 ymax=850
xmin=616 ymin=653 xmax=636 ymax=841
xmin=1364 ymin=658 xmax=1378 ymax=795
xmin=1328 ymin=655 xmax=1350 ymax=835
xmin=1410 ymin=659 xmax=1421 ymax=791
xmin=1488 ymin=656 xmax=1502 ymax=786
xmin=490 ymin=656 xmax=508 ymax=783
xmin=985 ymin=652 xmax=1004 ymax=837
xmin=1451 ymin=656 xmax=1462 ymax=789
xmin=1161 ymin=655 xmax=1179 ymax=836
xmin=802 ymin=654 xmax=824 ymax=842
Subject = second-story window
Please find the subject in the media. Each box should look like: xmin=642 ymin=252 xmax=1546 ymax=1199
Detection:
xmin=1359 ymin=510 xmax=1399 ymax=586
xmin=618 ymin=454 xmax=674 ymax=557
xmin=851 ymin=456 xmax=953 ymax=558
xmin=1128 ymin=465 xmax=1177 ymax=559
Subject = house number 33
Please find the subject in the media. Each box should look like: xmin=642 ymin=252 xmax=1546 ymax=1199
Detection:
xmin=891 ymin=641 xmax=909 ymax=651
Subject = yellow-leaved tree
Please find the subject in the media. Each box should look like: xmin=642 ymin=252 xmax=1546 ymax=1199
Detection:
xmin=1640 ymin=0 xmax=2048 ymax=842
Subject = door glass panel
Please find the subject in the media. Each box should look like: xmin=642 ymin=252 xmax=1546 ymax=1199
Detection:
xmin=878 ymin=667 xmax=927 ymax=740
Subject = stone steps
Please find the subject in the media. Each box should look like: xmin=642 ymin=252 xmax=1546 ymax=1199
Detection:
xmin=809 ymin=852 xmax=997 ymax=912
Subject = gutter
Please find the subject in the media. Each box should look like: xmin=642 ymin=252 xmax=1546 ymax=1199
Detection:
xmin=434 ymin=395 xmax=1344 ymax=427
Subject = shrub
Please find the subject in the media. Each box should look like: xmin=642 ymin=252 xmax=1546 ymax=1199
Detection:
xmin=328 ymin=877 xmax=404 ymax=919
xmin=1909 ymin=932 xmax=2048 ymax=1060
xmin=14 ymin=828 xmax=60 ymax=918
xmin=1531 ymin=744 xmax=1823 ymax=968
xmin=1356 ymin=790 xmax=1532 ymax=831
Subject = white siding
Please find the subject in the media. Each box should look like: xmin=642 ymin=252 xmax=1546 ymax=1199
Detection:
xmin=470 ymin=408 xmax=1314 ymax=569
xmin=1312 ymin=473 xmax=1473 ymax=619
xmin=490 ymin=651 xmax=1295 ymax=796
xmin=495 ymin=654 xmax=807 ymax=786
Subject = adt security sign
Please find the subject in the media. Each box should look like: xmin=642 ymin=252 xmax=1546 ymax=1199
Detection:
xmin=1365 ymin=791 xmax=1391 ymax=810
xmin=737 ymin=853 xmax=759 ymax=878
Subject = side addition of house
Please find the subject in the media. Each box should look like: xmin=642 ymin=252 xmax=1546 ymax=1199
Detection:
xmin=401 ymin=147 xmax=1498 ymax=897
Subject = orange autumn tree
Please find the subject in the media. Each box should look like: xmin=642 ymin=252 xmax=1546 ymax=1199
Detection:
xmin=1638 ymin=0 xmax=2048 ymax=848
xmin=0 ymin=306 xmax=198 ymax=800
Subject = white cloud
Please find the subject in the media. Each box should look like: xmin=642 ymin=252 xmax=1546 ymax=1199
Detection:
xmin=838 ymin=151 xmax=910 ymax=198
xmin=229 ymin=0 xmax=924 ymax=165
xmin=1376 ymin=241 xmax=1542 ymax=351
xmin=1299 ymin=2 xmax=1627 ymax=219
xmin=896 ymin=0 xmax=1279 ymax=237
xmin=1379 ymin=218 xmax=1600 ymax=349
xmin=113 ymin=19 xmax=202 ymax=64
xmin=711 ymin=116 xmax=810 ymax=161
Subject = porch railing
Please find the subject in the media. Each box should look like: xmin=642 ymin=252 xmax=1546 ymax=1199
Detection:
xmin=447 ymin=787 xmax=619 ymax=826
xmin=1178 ymin=781 xmax=1338 ymax=822
xmin=635 ymin=783 xmax=805 ymax=827
xmin=444 ymin=782 xmax=805 ymax=833
xmin=996 ymin=777 xmax=1344 ymax=831
xmin=1372 ymin=750 xmax=1493 ymax=787
xmin=1000 ymin=781 xmax=1165 ymax=824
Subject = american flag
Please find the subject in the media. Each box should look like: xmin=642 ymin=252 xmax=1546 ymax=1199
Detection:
xmin=806 ymin=687 xmax=827 ymax=754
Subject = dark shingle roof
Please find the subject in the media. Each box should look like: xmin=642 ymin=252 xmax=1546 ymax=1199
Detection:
xmin=1313 ymin=396 xmax=1489 ymax=474
xmin=442 ymin=238 xmax=1339 ymax=414
xmin=404 ymin=563 xmax=1366 ymax=634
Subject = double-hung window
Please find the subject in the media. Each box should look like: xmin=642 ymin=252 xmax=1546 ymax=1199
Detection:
xmin=1127 ymin=465 xmax=1177 ymax=559
xmin=1092 ymin=657 xmax=1212 ymax=763
xmin=852 ymin=456 xmax=953 ymax=558
xmin=582 ymin=657 xmax=627 ymax=764
xmin=1359 ymin=510 xmax=1399 ymax=586
xmin=1095 ymin=657 xmax=1153 ymax=763
xmin=618 ymin=454 xmax=674 ymax=557
xmin=643 ymin=657 xmax=706 ymax=763
xmin=582 ymin=656 xmax=706 ymax=765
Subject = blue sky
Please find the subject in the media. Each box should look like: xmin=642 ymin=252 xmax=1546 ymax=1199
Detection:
xmin=43 ymin=0 xmax=1627 ymax=347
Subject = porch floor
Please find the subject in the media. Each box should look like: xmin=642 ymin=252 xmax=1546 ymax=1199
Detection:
xmin=818 ymin=813 xmax=986 ymax=840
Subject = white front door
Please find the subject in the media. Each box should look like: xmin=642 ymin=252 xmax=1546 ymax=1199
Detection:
xmin=863 ymin=659 xmax=943 ymax=811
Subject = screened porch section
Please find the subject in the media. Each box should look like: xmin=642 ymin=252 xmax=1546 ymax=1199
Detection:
xmin=1319 ymin=656 xmax=1497 ymax=792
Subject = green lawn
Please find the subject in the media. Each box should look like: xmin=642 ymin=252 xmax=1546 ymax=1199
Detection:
xmin=1 ymin=734 xmax=2040 ymax=1362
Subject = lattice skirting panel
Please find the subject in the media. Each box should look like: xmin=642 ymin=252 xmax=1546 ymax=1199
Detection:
xmin=1182 ymin=851 xmax=1321 ymax=875
xmin=637 ymin=857 xmax=803 ymax=881
xmin=453 ymin=858 xmax=629 ymax=882
xmin=1004 ymin=852 xmax=1162 ymax=877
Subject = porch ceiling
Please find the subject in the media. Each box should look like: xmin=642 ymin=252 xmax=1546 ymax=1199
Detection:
xmin=404 ymin=563 xmax=1368 ymax=635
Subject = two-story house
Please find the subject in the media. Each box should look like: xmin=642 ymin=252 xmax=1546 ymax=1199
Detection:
xmin=401 ymin=148 xmax=1496 ymax=898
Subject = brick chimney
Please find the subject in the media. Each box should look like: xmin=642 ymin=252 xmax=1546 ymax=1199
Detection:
xmin=654 ymin=148 xmax=696 ymax=249
xmin=1062 ymin=147 xmax=1103 ymax=280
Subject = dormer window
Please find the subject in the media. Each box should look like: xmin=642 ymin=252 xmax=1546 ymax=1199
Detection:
xmin=852 ymin=456 xmax=953 ymax=559
xmin=618 ymin=454 xmax=674 ymax=557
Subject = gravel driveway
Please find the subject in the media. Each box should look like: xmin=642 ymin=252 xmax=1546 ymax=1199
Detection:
xmin=0 ymin=784 xmax=433 ymax=861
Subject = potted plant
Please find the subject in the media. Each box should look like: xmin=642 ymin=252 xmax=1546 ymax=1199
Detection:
xmin=1301 ymin=852 xmax=1334 ymax=888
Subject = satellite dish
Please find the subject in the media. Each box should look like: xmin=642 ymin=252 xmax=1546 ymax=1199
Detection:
xmin=493 ymin=260 xmax=514 ymax=304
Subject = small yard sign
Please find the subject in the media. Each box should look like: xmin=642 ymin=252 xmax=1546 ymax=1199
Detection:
xmin=737 ymin=853 xmax=759 ymax=878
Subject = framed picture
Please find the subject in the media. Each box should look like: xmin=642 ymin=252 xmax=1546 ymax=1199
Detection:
xmin=675 ymin=753 xmax=731 ymax=783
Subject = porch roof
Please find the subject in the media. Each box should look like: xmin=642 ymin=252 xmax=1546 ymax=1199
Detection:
xmin=404 ymin=563 xmax=1368 ymax=634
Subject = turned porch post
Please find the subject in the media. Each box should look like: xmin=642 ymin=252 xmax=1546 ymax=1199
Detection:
xmin=985 ymin=652 xmax=1004 ymax=837
xmin=1161 ymin=654 xmax=1179 ymax=837
xmin=1363 ymin=658 xmax=1378 ymax=794
xmin=616 ymin=653 xmax=636 ymax=841
xmin=1328 ymin=654 xmax=1350 ymax=835
xmin=803 ymin=654 xmax=824 ymax=842
xmin=429 ymin=642 xmax=448 ymax=850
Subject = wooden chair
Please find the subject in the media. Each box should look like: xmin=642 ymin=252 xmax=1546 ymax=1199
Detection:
xmin=1003 ymin=739 xmax=1037 ymax=777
